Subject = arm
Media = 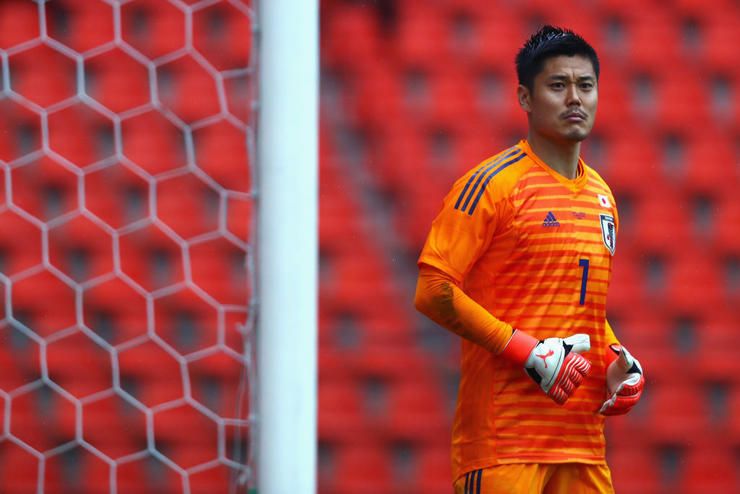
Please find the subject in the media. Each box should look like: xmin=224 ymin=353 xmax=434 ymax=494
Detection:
xmin=413 ymin=263 xmax=513 ymax=354
xmin=415 ymin=263 xmax=591 ymax=405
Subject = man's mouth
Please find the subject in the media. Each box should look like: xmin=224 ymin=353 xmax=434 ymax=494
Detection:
xmin=563 ymin=111 xmax=586 ymax=121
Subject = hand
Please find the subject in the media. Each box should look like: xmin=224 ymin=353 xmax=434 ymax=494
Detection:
xmin=502 ymin=331 xmax=592 ymax=405
xmin=599 ymin=344 xmax=644 ymax=415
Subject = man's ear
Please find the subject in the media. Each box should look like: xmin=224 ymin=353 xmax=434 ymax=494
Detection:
xmin=517 ymin=84 xmax=532 ymax=113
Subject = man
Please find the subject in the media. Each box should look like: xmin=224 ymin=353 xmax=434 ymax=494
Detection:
xmin=414 ymin=26 xmax=644 ymax=493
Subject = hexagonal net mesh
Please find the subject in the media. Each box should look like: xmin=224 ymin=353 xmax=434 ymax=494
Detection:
xmin=0 ymin=0 xmax=255 ymax=492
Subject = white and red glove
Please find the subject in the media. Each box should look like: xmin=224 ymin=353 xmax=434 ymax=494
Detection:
xmin=501 ymin=330 xmax=592 ymax=405
xmin=599 ymin=344 xmax=644 ymax=415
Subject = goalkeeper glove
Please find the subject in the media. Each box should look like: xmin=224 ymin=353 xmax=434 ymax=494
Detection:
xmin=501 ymin=330 xmax=592 ymax=405
xmin=599 ymin=344 xmax=644 ymax=416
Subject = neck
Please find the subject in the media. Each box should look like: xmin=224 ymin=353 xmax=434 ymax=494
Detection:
xmin=527 ymin=132 xmax=582 ymax=179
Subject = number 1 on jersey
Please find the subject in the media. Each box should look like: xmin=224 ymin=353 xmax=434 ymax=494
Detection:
xmin=578 ymin=259 xmax=589 ymax=305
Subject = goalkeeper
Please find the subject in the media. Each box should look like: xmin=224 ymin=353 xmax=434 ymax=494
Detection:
xmin=415 ymin=26 xmax=643 ymax=493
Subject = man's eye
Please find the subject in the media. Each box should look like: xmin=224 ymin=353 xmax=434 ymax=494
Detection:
xmin=550 ymin=83 xmax=564 ymax=89
xmin=581 ymin=83 xmax=594 ymax=90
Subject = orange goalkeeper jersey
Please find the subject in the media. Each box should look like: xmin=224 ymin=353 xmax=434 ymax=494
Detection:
xmin=418 ymin=140 xmax=621 ymax=481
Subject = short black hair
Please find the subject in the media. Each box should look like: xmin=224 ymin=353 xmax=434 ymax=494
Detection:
xmin=515 ymin=25 xmax=600 ymax=91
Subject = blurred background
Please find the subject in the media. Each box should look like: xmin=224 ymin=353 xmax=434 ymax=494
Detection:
xmin=0 ymin=0 xmax=738 ymax=493
xmin=319 ymin=0 xmax=739 ymax=493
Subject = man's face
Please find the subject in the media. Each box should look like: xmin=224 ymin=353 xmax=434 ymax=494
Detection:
xmin=518 ymin=55 xmax=598 ymax=143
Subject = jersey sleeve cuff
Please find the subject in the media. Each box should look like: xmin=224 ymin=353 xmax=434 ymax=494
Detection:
xmin=499 ymin=329 xmax=538 ymax=365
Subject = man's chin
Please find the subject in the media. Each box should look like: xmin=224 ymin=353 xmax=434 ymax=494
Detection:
xmin=564 ymin=129 xmax=590 ymax=142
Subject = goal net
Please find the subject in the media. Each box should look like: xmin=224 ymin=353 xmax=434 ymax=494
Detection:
xmin=0 ymin=0 xmax=255 ymax=492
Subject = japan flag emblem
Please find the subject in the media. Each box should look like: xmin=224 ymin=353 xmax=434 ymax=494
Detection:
xmin=598 ymin=194 xmax=611 ymax=208
xmin=600 ymin=214 xmax=616 ymax=255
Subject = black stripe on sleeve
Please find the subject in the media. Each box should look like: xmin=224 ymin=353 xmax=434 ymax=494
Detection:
xmin=467 ymin=152 xmax=526 ymax=215
xmin=454 ymin=148 xmax=518 ymax=213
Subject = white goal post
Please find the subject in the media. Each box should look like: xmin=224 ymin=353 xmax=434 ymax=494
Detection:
xmin=256 ymin=0 xmax=319 ymax=492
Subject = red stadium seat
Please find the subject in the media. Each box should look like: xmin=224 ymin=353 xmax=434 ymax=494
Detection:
xmin=82 ymin=277 xmax=148 ymax=345
xmin=45 ymin=331 xmax=113 ymax=399
xmin=11 ymin=270 xmax=77 ymax=338
xmin=461 ymin=7 xmax=526 ymax=73
xmin=694 ymin=310 xmax=740 ymax=383
xmin=349 ymin=59 xmax=405 ymax=132
xmin=8 ymin=45 xmax=77 ymax=108
xmin=662 ymin=247 xmax=724 ymax=317
xmin=368 ymin=123 xmax=430 ymax=195
xmin=352 ymin=345 xmax=431 ymax=384
xmin=48 ymin=215 xmax=115 ymax=282
xmin=378 ymin=378 xmax=449 ymax=443
xmin=155 ymin=172 xmax=220 ymax=240
xmin=325 ymin=444 xmax=395 ymax=494
xmin=681 ymin=443 xmax=739 ymax=494
xmin=117 ymin=223 xmax=186 ymax=292
xmin=394 ymin=7 xmax=451 ymax=73
xmin=84 ymin=162 xmax=150 ymax=230
xmin=116 ymin=454 xmax=182 ymax=494
xmin=121 ymin=111 xmax=187 ymax=176
xmin=321 ymin=250 xmax=399 ymax=319
xmin=643 ymin=385 xmax=711 ymax=444
xmin=120 ymin=0 xmax=186 ymax=61
xmin=629 ymin=185 xmax=693 ymax=258
xmin=679 ymin=130 xmax=737 ymax=198
xmin=671 ymin=0 xmax=738 ymax=20
xmin=419 ymin=70 xmax=478 ymax=128
xmin=10 ymin=156 xmax=79 ymax=222
xmin=48 ymin=104 xmax=115 ymax=167
xmin=0 ymin=0 xmax=39 ymax=50
xmin=42 ymin=446 xmax=110 ymax=494
xmin=698 ymin=11 xmax=740 ymax=73
xmin=322 ymin=3 xmax=383 ymax=72
xmin=192 ymin=120 xmax=251 ymax=193
xmin=594 ymin=69 xmax=635 ymax=134
xmin=85 ymin=48 xmax=151 ymax=114
xmin=599 ymin=132 xmax=663 ymax=198
xmin=727 ymin=387 xmax=740 ymax=444
xmin=607 ymin=445 xmax=661 ymax=494
xmin=189 ymin=240 xmax=249 ymax=306
xmin=652 ymin=70 xmax=712 ymax=132
xmin=0 ymin=440 xmax=39 ymax=493
xmin=623 ymin=10 xmax=683 ymax=73
xmin=46 ymin=0 xmax=114 ymax=53
xmin=612 ymin=309 xmax=683 ymax=386
xmin=318 ymin=379 xmax=368 ymax=443
xmin=412 ymin=446 xmax=454 ymax=494
xmin=191 ymin=1 xmax=252 ymax=72
xmin=711 ymin=193 xmax=740 ymax=256
xmin=157 ymin=55 xmax=221 ymax=124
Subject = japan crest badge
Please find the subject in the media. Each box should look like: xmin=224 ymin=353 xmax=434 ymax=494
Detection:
xmin=600 ymin=214 xmax=616 ymax=255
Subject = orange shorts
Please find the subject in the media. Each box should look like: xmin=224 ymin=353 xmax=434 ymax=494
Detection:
xmin=453 ymin=463 xmax=614 ymax=494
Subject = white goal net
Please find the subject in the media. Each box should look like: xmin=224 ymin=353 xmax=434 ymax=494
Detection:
xmin=0 ymin=0 xmax=256 ymax=492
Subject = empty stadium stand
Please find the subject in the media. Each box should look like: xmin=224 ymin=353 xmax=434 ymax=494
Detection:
xmin=319 ymin=0 xmax=739 ymax=493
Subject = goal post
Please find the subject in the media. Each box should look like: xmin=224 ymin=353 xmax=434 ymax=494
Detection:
xmin=256 ymin=0 xmax=319 ymax=492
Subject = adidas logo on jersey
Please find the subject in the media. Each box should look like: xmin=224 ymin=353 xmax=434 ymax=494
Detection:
xmin=542 ymin=212 xmax=560 ymax=227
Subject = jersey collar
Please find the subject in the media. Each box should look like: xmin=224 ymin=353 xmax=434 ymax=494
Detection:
xmin=518 ymin=139 xmax=589 ymax=193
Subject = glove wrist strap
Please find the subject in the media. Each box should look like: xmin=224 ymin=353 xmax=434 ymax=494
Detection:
xmin=500 ymin=329 xmax=538 ymax=366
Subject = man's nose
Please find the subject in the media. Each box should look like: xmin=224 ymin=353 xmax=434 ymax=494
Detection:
xmin=566 ymin=84 xmax=581 ymax=105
